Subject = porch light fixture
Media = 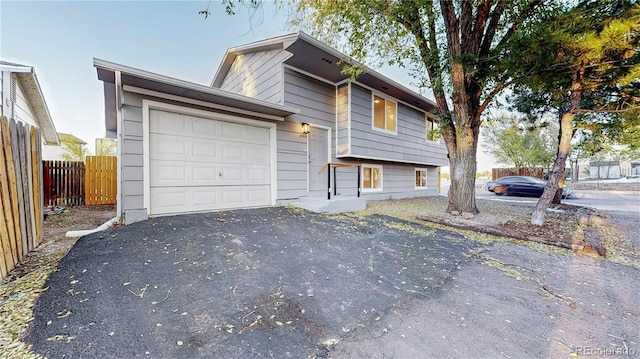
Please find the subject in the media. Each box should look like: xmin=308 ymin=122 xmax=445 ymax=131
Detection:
xmin=301 ymin=123 xmax=310 ymax=134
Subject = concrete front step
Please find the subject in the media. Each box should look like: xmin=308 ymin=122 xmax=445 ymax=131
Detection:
xmin=291 ymin=196 xmax=367 ymax=213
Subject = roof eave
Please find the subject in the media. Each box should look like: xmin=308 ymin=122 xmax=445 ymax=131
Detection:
xmin=94 ymin=58 xmax=299 ymax=118
xmin=293 ymin=32 xmax=438 ymax=110
xmin=13 ymin=71 xmax=60 ymax=145
xmin=210 ymin=33 xmax=298 ymax=88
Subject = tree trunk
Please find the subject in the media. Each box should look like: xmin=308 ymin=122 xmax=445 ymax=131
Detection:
xmin=445 ymin=114 xmax=480 ymax=214
xmin=531 ymin=62 xmax=584 ymax=226
xmin=531 ymin=111 xmax=574 ymax=225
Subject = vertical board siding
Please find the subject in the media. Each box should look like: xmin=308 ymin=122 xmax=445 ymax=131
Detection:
xmin=220 ymin=49 xmax=288 ymax=104
xmin=492 ymin=167 xmax=544 ymax=180
xmin=348 ymin=84 xmax=448 ymax=166
xmin=85 ymin=156 xmax=117 ymax=205
xmin=336 ymin=84 xmax=349 ymax=156
xmin=0 ymin=116 xmax=43 ymax=280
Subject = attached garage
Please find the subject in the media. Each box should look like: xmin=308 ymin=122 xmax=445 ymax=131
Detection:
xmin=144 ymin=103 xmax=277 ymax=216
xmin=95 ymin=58 xmax=298 ymax=224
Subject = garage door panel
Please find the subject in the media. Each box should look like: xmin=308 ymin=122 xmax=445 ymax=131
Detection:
xmin=151 ymin=161 xmax=269 ymax=187
xmin=151 ymin=111 xmax=190 ymax=134
xmin=149 ymin=109 xmax=273 ymax=215
xmin=247 ymin=146 xmax=270 ymax=162
xmin=151 ymin=185 xmax=270 ymax=215
xmin=150 ymin=135 xmax=188 ymax=159
xmin=192 ymin=117 xmax=219 ymax=137
xmin=151 ymin=164 xmax=187 ymax=183
xmin=192 ymin=141 xmax=218 ymax=160
xmin=150 ymin=189 xmax=188 ymax=214
xmin=221 ymin=121 xmax=245 ymax=141
xmin=247 ymin=126 xmax=270 ymax=143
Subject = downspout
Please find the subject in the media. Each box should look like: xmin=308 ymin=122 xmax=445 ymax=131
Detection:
xmin=115 ymin=70 xmax=124 ymax=222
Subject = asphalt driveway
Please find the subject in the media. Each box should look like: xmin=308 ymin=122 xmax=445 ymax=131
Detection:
xmin=26 ymin=207 xmax=639 ymax=358
xmin=26 ymin=208 xmax=475 ymax=358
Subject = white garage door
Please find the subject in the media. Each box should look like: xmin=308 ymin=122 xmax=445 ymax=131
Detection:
xmin=149 ymin=110 xmax=272 ymax=215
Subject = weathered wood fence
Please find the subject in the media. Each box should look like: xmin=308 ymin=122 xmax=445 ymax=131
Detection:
xmin=0 ymin=116 xmax=43 ymax=279
xmin=492 ymin=167 xmax=544 ymax=180
xmin=85 ymin=156 xmax=117 ymax=205
xmin=43 ymin=160 xmax=85 ymax=206
xmin=43 ymin=156 xmax=117 ymax=206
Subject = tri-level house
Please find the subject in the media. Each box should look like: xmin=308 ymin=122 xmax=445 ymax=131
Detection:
xmin=95 ymin=32 xmax=448 ymax=224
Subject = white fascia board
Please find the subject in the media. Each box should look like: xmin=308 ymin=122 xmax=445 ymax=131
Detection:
xmin=0 ymin=64 xmax=33 ymax=73
xmin=123 ymin=85 xmax=286 ymax=122
xmin=93 ymin=58 xmax=299 ymax=116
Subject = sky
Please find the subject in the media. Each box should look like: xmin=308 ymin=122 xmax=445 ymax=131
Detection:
xmin=1 ymin=1 xmax=496 ymax=171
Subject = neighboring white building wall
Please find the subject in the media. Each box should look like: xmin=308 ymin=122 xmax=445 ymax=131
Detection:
xmin=589 ymin=164 xmax=621 ymax=179
xmin=14 ymin=76 xmax=38 ymax=128
xmin=42 ymin=144 xmax=66 ymax=160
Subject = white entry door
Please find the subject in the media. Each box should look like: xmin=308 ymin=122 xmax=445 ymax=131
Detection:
xmin=148 ymin=109 xmax=272 ymax=215
xmin=308 ymin=127 xmax=329 ymax=192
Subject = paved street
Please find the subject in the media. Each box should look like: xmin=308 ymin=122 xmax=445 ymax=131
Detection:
xmin=441 ymin=181 xmax=639 ymax=214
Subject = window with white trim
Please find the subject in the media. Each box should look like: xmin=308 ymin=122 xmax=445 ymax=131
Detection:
xmin=373 ymin=95 xmax=397 ymax=133
xmin=426 ymin=117 xmax=439 ymax=141
xmin=415 ymin=168 xmax=428 ymax=189
xmin=362 ymin=164 xmax=383 ymax=191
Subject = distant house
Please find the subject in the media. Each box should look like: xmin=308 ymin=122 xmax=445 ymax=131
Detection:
xmin=95 ymin=32 xmax=448 ymax=224
xmin=42 ymin=132 xmax=87 ymax=161
xmin=0 ymin=61 xmax=59 ymax=146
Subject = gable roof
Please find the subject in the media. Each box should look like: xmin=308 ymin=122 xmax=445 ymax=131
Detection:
xmin=211 ymin=32 xmax=438 ymax=113
xmin=58 ymin=132 xmax=87 ymax=145
xmin=94 ymin=59 xmax=300 ymax=135
xmin=0 ymin=61 xmax=60 ymax=145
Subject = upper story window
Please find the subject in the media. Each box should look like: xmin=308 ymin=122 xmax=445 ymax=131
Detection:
xmin=426 ymin=117 xmax=440 ymax=142
xmin=373 ymin=95 xmax=397 ymax=133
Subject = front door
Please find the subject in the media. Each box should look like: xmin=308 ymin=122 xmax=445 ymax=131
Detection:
xmin=308 ymin=127 xmax=329 ymax=192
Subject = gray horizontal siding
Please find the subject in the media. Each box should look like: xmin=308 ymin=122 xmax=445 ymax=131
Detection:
xmin=330 ymin=160 xmax=440 ymax=198
xmin=275 ymin=119 xmax=307 ymax=199
xmin=276 ymin=68 xmax=336 ymax=200
xmin=219 ymin=49 xmax=288 ymax=104
xmin=348 ymin=83 xmax=448 ymax=166
xmin=121 ymin=92 xmax=145 ymax=212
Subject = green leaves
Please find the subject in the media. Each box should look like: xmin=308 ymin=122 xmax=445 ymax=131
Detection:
xmin=482 ymin=116 xmax=558 ymax=169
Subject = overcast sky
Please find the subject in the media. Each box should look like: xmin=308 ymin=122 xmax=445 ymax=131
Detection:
xmin=1 ymin=1 xmax=496 ymax=171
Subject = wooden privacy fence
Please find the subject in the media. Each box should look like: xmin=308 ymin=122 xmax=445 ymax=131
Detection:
xmin=0 ymin=116 xmax=43 ymax=279
xmin=43 ymin=156 xmax=117 ymax=206
xmin=43 ymin=160 xmax=85 ymax=206
xmin=85 ymin=156 xmax=117 ymax=205
xmin=492 ymin=167 xmax=544 ymax=180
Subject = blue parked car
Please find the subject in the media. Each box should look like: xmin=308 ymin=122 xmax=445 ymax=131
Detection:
xmin=487 ymin=176 xmax=572 ymax=199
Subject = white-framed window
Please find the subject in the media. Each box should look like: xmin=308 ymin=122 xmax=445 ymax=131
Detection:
xmin=426 ymin=117 xmax=439 ymax=142
xmin=372 ymin=94 xmax=397 ymax=133
xmin=362 ymin=164 xmax=383 ymax=192
xmin=415 ymin=168 xmax=428 ymax=189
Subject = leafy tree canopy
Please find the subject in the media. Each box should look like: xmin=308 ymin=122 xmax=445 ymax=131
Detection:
xmin=482 ymin=116 xmax=557 ymax=169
